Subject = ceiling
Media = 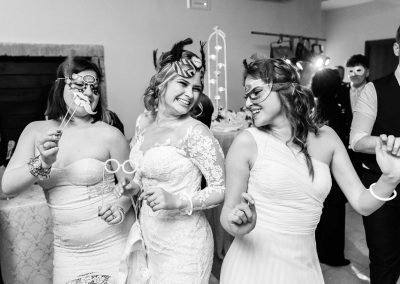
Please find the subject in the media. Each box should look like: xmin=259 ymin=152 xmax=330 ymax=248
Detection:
xmin=321 ymin=0 xmax=374 ymax=10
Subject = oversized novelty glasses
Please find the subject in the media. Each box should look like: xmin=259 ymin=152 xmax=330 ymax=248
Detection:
xmin=104 ymin=159 xmax=136 ymax=175
xmin=59 ymin=73 xmax=100 ymax=94
xmin=101 ymin=159 xmax=136 ymax=208
xmin=348 ymin=66 xmax=366 ymax=77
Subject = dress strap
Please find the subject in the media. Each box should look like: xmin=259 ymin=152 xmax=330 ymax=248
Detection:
xmin=244 ymin=127 xmax=269 ymax=158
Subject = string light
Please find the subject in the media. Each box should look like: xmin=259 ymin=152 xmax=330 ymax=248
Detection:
xmin=207 ymin=26 xmax=228 ymax=117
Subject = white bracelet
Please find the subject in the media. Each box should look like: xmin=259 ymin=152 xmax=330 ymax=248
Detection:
xmin=178 ymin=193 xmax=193 ymax=216
xmin=368 ymin=183 xmax=397 ymax=202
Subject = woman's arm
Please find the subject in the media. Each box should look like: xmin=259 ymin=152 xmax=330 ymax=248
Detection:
xmin=220 ymin=130 xmax=257 ymax=237
xmin=329 ymin=128 xmax=400 ymax=216
xmin=2 ymin=122 xmax=60 ymax=196
xmin=182 ymin=123 xmax=226 ymax=211
xmin=108 ymin=127 xmax=138 ymax=206
xmin=99 ymin=126 xmax=136 ymax=224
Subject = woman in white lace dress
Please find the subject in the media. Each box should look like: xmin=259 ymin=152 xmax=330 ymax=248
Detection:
xmin=118 ymin=38 xmax=225 ymax=284
xmin=219 ymin=57 xmax=400 ymax=284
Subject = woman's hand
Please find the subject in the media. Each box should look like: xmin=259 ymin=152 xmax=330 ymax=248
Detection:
xmin=376 ymin=135 xmax=400 ymax=180
xmin=226 ymin=193 xmax=257 ymax=236
xmin=114 ymin=177 xmax=140 ymax=198
xmin=139 ymin=187 xmax=182 ymax=212
xmin=98 ymin=204 xmax=124 ymax=225
xmin=35 ymin=130 xmax=62 ymax=167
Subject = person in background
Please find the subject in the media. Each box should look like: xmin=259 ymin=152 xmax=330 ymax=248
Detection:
xmin=350 ymin=25 xmax=400 ymax=284
xmin=108 ymin=109 xmax=125 ymax=134
xmin=312 ymin=68 xmax=350 ymax=266
xmin=335 ymin=65 xmax=346 ymax=83
xmin=219 ymin=57 xmax=400 ymax=284
xmin=346 ymin=54 xmax=370 ymax=111
xmin=190 ymin=93 xmax=214 ymax=128
xmin=1 ymin=57 xmax=134 ymax=284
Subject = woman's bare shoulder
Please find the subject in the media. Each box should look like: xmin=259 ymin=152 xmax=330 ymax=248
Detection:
xmin=24 ymin=120 xmax=59 ymax=133
xmin=307 ymin=125 xmax=342 ymax=163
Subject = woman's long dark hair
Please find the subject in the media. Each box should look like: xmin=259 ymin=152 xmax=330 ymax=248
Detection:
xmin=243 ymin=56 xmax=322 ymax=178
xmin=46 ymin=56 xmax=109 ymax=123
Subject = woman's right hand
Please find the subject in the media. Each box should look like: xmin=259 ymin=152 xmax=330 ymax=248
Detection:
xmin=35 ymin=130 xmax=62 ymax=167
xmin=114 ymin=177 xmax=141 ymax=198
xmin=227 ymin=192 xmax=257 ymax=236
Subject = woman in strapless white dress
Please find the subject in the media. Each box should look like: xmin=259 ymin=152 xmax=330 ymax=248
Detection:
xmin=2 ymin=57 xmax=134 ymax=284
xmin=220 ymin=57 xmax=400 ymax=284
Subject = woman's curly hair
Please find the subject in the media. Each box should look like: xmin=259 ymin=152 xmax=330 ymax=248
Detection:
xmin=243 ymin=56 xmax=323 ymax=178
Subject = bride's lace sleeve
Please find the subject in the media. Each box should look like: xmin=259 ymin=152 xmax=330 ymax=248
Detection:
xmin=183 ymin=124 xmax=225 ymax=211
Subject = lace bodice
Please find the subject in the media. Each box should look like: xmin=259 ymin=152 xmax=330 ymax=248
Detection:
xmin=130 ymin=118 xmax=225 ymax=211
xmin=127 ymin=115 xmax=224 ymax=283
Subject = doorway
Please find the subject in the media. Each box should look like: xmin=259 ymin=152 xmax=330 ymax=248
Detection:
xmin=0 ymin=43 xmax=105 ymax=166
xmin=0 ymin=56 xmax=64 ymax=166
xmin=365 ymin=38 xmax=398 ymax=81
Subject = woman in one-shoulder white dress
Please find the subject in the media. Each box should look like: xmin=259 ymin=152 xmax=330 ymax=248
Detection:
xmin=220 ymin=57 xmax=400 ymax=284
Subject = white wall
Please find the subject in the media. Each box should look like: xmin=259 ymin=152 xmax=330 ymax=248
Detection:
xmin=323 ymin=1 xmax=400 ymax=77
xmin=0 ymin=0 xmax=322 ymax=137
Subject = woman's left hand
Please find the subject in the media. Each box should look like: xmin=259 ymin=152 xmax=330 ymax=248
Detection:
xmin=98 ymin=204 xmax=124 ymax=225
xmin=139 ymin=187 xmax=181 ymax=212
xmin=376 ymin=135 xmax=400 ymax=179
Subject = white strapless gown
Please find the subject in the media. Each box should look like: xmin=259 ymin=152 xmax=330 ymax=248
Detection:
xmin=38 ymin=158 xmax=134 ymax=284
xmin=220 ymin=128 xmax=332 ymax=284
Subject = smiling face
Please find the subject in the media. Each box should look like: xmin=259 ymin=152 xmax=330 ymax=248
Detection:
xmin=244 ymin=77 xmax=284 ymax=127
xmin=63 ymin=70 xmax=100 ymax=117
xmin=347 ymin=64 xmax=369 ymax=88
xmin=158 ymin=71 xmax=202 ymax=117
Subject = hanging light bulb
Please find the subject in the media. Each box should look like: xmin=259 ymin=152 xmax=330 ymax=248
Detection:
xmin=217 ymin=63 xmax=225 ymax=69
xmin=214 ymin=70 xmax=221 ymax=76
xmin=215 ymin=45 xmax=222 ymax=51
xmin=214 ymin=95 xmax=221 ymax=100
xmin=209 ymin=54 xmax=216 ymax=60
xmin=218 ymin=87 xmax=225 ymax=92
xmin=324 ymin=57 xmax=331 ymax=66
xmin=314 ymin=56 xmax=324 ymax=69
xmin=209 ymin=78 xmax=216 ymax=84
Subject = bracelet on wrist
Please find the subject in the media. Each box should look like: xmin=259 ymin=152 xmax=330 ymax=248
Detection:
xmin=27 ymin=155 xmax=51 ymax=180
xmin=178 ymin=192 xmax=193 ymax=216
xmin=114 ymin=207 xmax=125 ymax=224
xmin=368 ymin=183 xmax=397 ymax=202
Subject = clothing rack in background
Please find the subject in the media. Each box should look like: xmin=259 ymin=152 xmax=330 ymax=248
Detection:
xmin=251 ymin=31 xmax=326 ymax=42
xmin=250 ymin=31 xmax=329 ymax=68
